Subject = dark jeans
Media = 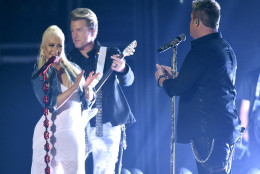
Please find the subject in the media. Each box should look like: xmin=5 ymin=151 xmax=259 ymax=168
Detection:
xmin=191 ymin=136 xmax=235 ymax=174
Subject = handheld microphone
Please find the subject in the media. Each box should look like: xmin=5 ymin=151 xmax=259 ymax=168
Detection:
xmin=157 ymin=33 xmax=186 ymax=53
xmin=32 ymin=56 xmax=57 ymax=79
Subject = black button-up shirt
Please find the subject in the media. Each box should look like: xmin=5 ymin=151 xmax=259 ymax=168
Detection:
xmin=68 ymin=41 xmax=136 ymax=127
xmin=163 ymin=33 xmax=243 ymax=144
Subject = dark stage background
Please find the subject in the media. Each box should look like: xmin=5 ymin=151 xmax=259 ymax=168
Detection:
xmin=0 ymin=0 xmax=260 ymax=173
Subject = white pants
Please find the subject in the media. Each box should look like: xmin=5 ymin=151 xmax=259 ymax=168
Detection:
xmin=86 ymin=122 xmax=122 ymax=174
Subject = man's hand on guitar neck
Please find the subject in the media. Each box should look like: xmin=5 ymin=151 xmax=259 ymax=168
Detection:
xmin=111 ymin=54 xmax=126 ymax=73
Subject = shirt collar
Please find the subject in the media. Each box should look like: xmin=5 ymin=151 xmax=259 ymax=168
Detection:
xmin=191 ymin=32 xmax=222 ymax=48
xmin=87 ymin=40 xmax=101 ymax=59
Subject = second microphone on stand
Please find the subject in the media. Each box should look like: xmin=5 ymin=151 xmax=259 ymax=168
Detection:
xmin=158 ymin=33 xmax=186 ymax=53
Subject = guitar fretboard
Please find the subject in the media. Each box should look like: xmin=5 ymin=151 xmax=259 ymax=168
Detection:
xmin=95 ymin=54 xmax=124 ymax=93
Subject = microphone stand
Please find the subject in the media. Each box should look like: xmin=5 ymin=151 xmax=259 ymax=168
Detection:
xmin=170 ymin=46 xmax=177 ymax=174
xmin=42 ymin=71 xmax=51 ymax=174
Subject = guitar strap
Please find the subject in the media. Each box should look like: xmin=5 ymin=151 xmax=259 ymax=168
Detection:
xmin=95 ymin=46 xmax=107 ymax=137
xmin=96 ymin=46 xmax=107 ymax=79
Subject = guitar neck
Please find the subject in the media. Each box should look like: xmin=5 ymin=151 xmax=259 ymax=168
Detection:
xmin=95 ymin=54 xmax=125 ymax=93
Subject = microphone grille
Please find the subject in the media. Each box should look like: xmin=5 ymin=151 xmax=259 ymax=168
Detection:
xmin=179 ymin=33 xmax=186 ymax=41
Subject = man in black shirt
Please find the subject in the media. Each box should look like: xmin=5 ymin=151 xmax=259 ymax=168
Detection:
xmin=239 ymin=68 xmax=260 ymax=141
xmin=155 ymin=0 xmax=243 ymax=173
xmin=236 ymin=68 xmax=260 ymax=172
xmin=69 ymin=8 xmax=135 ymax=174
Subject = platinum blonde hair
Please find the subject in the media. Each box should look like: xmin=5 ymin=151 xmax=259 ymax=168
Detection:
xmin=38 ymin=25 xmax=80 ymax=79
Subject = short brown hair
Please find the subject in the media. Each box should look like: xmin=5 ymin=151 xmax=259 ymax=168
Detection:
xmin=71 ymin=8 xmax=98 ymax=34
xmin=192 ymin=0 xmax=221 ymax=29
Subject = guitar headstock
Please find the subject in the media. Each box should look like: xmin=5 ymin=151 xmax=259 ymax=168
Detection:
xmin=122 ymin=40 xmax=137 ymax=58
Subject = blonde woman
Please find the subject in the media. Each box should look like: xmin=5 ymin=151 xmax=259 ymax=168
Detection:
xmin=31 ymin=25 xmax=98 ymax=174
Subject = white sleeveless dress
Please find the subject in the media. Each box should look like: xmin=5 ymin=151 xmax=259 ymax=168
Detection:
xmin=31 ymin=84 xmax=85 ymax=174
